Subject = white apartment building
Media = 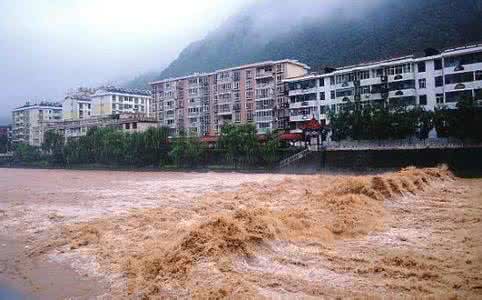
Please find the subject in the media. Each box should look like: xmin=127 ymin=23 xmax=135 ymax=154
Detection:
xmin=62 ymin=87 xmax=96 ymax=120
xmin=150 ymin=59 xmax=309 ymax=136
xmin=63 ymin=95 xmax=92 ymax=120
xmin=45 ymin=113 xmax=158 ymax=141
xmin=12 ymin=102 xmax=62 ymax=146
xmin=92 ymin=87 xmax=152 ymax=117
xmin=285 ymin=44 xmax=482 ymax=130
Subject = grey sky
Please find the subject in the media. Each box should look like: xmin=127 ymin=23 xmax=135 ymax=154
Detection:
xmin=0 ymin=0 xmax=255 ymax=124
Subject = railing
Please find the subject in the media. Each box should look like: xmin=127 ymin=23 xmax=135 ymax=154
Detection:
xmin=324 ymin=138 xmax=482 ymax=151
xmin=279 ymin=148 xmax=311 ymax=169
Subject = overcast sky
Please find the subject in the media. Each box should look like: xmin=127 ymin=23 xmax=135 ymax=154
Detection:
xmin=0 ymin=0 xmax=255 ymax=124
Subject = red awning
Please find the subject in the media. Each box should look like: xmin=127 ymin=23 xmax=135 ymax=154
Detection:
xmin=279 ymin=133 xmax=303 ymax=141
xmin=200 ymin=135 xmax=219 ymax=143
xmin=303 ymin=117 xmax=322 ymax=130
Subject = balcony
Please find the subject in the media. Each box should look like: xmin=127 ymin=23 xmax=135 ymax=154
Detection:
xmin=388 ymin=89 xmax=416 ymax=98
xmin=256 ymin=71 xmax=273 ymax=79
xmin=289 ymin=100 xmax=317 ymax=109
xmin=288 ymin=87 xmax=318 ymax=96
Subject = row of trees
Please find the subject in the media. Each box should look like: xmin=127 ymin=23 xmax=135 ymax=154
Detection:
xmin=0 ymin=134 xmax=9 ymax=153
xmin=329 ymin=96 xmax=482 ymax=142
xmin=38 ymin=124 xmax=287 ymax=169
xmin=42 ymin=127 xmax=171 ymax=166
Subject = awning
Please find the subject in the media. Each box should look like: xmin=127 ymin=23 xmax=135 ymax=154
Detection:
xmin=279 ymin=133 xmax=304 ymax=141
xmin=200 ymin=135 xmax=219 ymax=143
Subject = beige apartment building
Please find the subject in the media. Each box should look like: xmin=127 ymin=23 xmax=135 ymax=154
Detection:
xmin=11 ymin=102 xmax=62 ymax=146
xmin=62 ymin=87 xmax=96 ymax=120
xmin=150 ymin=59 xmax=309 ymax=136
xmin=91 ymin=87 xmax=152 ymax=117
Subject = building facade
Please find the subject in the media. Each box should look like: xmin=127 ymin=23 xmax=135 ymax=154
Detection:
xmin=44 ymin=113 xmax=158 ymax=141
xmin=12 ymin=102 xmax=62 ymax=146
xmin=62 ymin=87 xmax=96 ymax=120
xmin=285 ymin=44 xmax=482 ymax=130
xmin=91 ymin=87 xmax=152 ymax=117
xmin=150 ymin=59 xmax=309 ymax=136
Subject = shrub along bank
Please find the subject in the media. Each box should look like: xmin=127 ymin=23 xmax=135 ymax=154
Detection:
xmin=12 ymin=124 xmax=291 ymax=170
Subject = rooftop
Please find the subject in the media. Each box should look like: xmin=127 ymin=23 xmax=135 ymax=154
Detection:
xmin=95 ymin=86 xmax=151 ymax=96
xmin=14 ymin=101 xmax=62 ymax=111
xmin=284 ymin=43 xmax=482 ymax=83
xmin=150 ymin=59 xmax=310 ymax=85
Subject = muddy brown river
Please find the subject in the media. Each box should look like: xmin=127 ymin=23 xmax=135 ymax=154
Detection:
xmin=0 ymin=167 xmax=481 ymax=299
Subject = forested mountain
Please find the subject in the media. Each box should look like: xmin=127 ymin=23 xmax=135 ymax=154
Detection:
xmin=126 ymin=0 xmax=482 ymax=88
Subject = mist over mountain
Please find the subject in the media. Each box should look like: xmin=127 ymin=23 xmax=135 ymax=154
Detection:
xmin=127 ymin=0 xmax=482 ymax=88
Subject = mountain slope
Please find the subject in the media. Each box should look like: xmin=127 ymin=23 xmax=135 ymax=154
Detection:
xmin=127 ymin=0 xmax=482 ymax=87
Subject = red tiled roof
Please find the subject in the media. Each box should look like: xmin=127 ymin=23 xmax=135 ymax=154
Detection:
xmin=303 ymin=117 xmax=322 ymax=130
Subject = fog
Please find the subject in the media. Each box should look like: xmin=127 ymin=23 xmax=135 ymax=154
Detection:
xmin=0 ymin=0 xmax=255 ymax=124
xmin=0 ymin=0 xmax=387 ymax=125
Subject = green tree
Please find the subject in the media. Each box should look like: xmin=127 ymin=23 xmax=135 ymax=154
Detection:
xmin=218 ymin=123 xmax=260 ymax=168
xmin=42 ymin=130 xmax=65 ymax=163
xmin=453 ymin=95 xmax=482 ymax=141
xmin=260 ymin=132 xmax=281 ymax=168
xmin=14 ymin=143 xmax=41 ymax=162
xmin=169 ymin=131 xmax=206 ymax=168
xmin=0 ymin=135 xmax=8 ymax=153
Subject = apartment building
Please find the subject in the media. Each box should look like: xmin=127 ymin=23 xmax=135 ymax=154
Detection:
xmin=91 ymin=87 xmax=152 ymax=117
xmin=45 ymin=113 xmax=158 ymax=141
xmin=285 ymin=44 xmax=482 ymax=130
xmin=62 ymin=87 xmax=96 ymax=120
xmin=150 ymin=59 xmax=309 ymax=136
xmin=12 ymin=102 xmax=62 ymax=146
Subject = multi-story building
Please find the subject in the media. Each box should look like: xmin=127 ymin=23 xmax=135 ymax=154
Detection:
xmin=44 ymin=113 xmax=158 ymax=141
xmin=62 ymin=87 xmax=96 ymax=120
xmin=12 ymin=102 xmax=62 ymax=146
xmin=150 ymin=59 xmax=309 ymax=136
xmin=63 ymin=95 xmax=92 ymax=120
xmin=91 ymin=87 xmax=152 ymax=117
xmin=285 ymin=44 xmax=482 ymax=130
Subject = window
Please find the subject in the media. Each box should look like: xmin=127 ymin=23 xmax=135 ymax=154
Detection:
xmin=475 ymin=89 xmax=482 ymax=100
xmin=475 ymin=71 xmax=482 ymax=81
xmin=445 ymin=90 xmax=473 ymax=103
xmin=358 ymin=70 xmax=370 ymax=80
xmin=417 ymin=62 xmax=426 ymax=73
xmin=132 ymin=122 xmax=137 ymax=129
xmin=418 ymin=79 xmax=426 ymax=89
xmin=388 ymin=80 xmax=415 ymax=91
xmin=419 ymin=95 xmax=427 ymax=105
xmin=319 ymin=78 xmax=324 ymax=87
xmin=246 ymin=70 xmax=252 ymax=79
xmin=125 ymin=123 xmax=130 ymax=130
xmin=330 ymin=90 xmax=335 ymax=99
xmin=360 ymin=86 xmax=371 ymax=94
xmin=434 ymin=59 xmax=443 ymax=70
xmin=435 ymin=76 xmax=444 ymax=87
xmin=335 ymin=88 xmax=353 ymax=97
xmin=320 ymin=92 xmax=325 ymax=101
xmin=233 ymin=71 xmax=240 ymax=81
xmin=444 ymin=72 xmax=474 ymax=84
xmin=388 ymin=96 xmax=416 ymax=106
xmin=444 ymin=52 xmax=482 ymax=67
xmin=330 ymin=76 xmax=335 ymax=85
